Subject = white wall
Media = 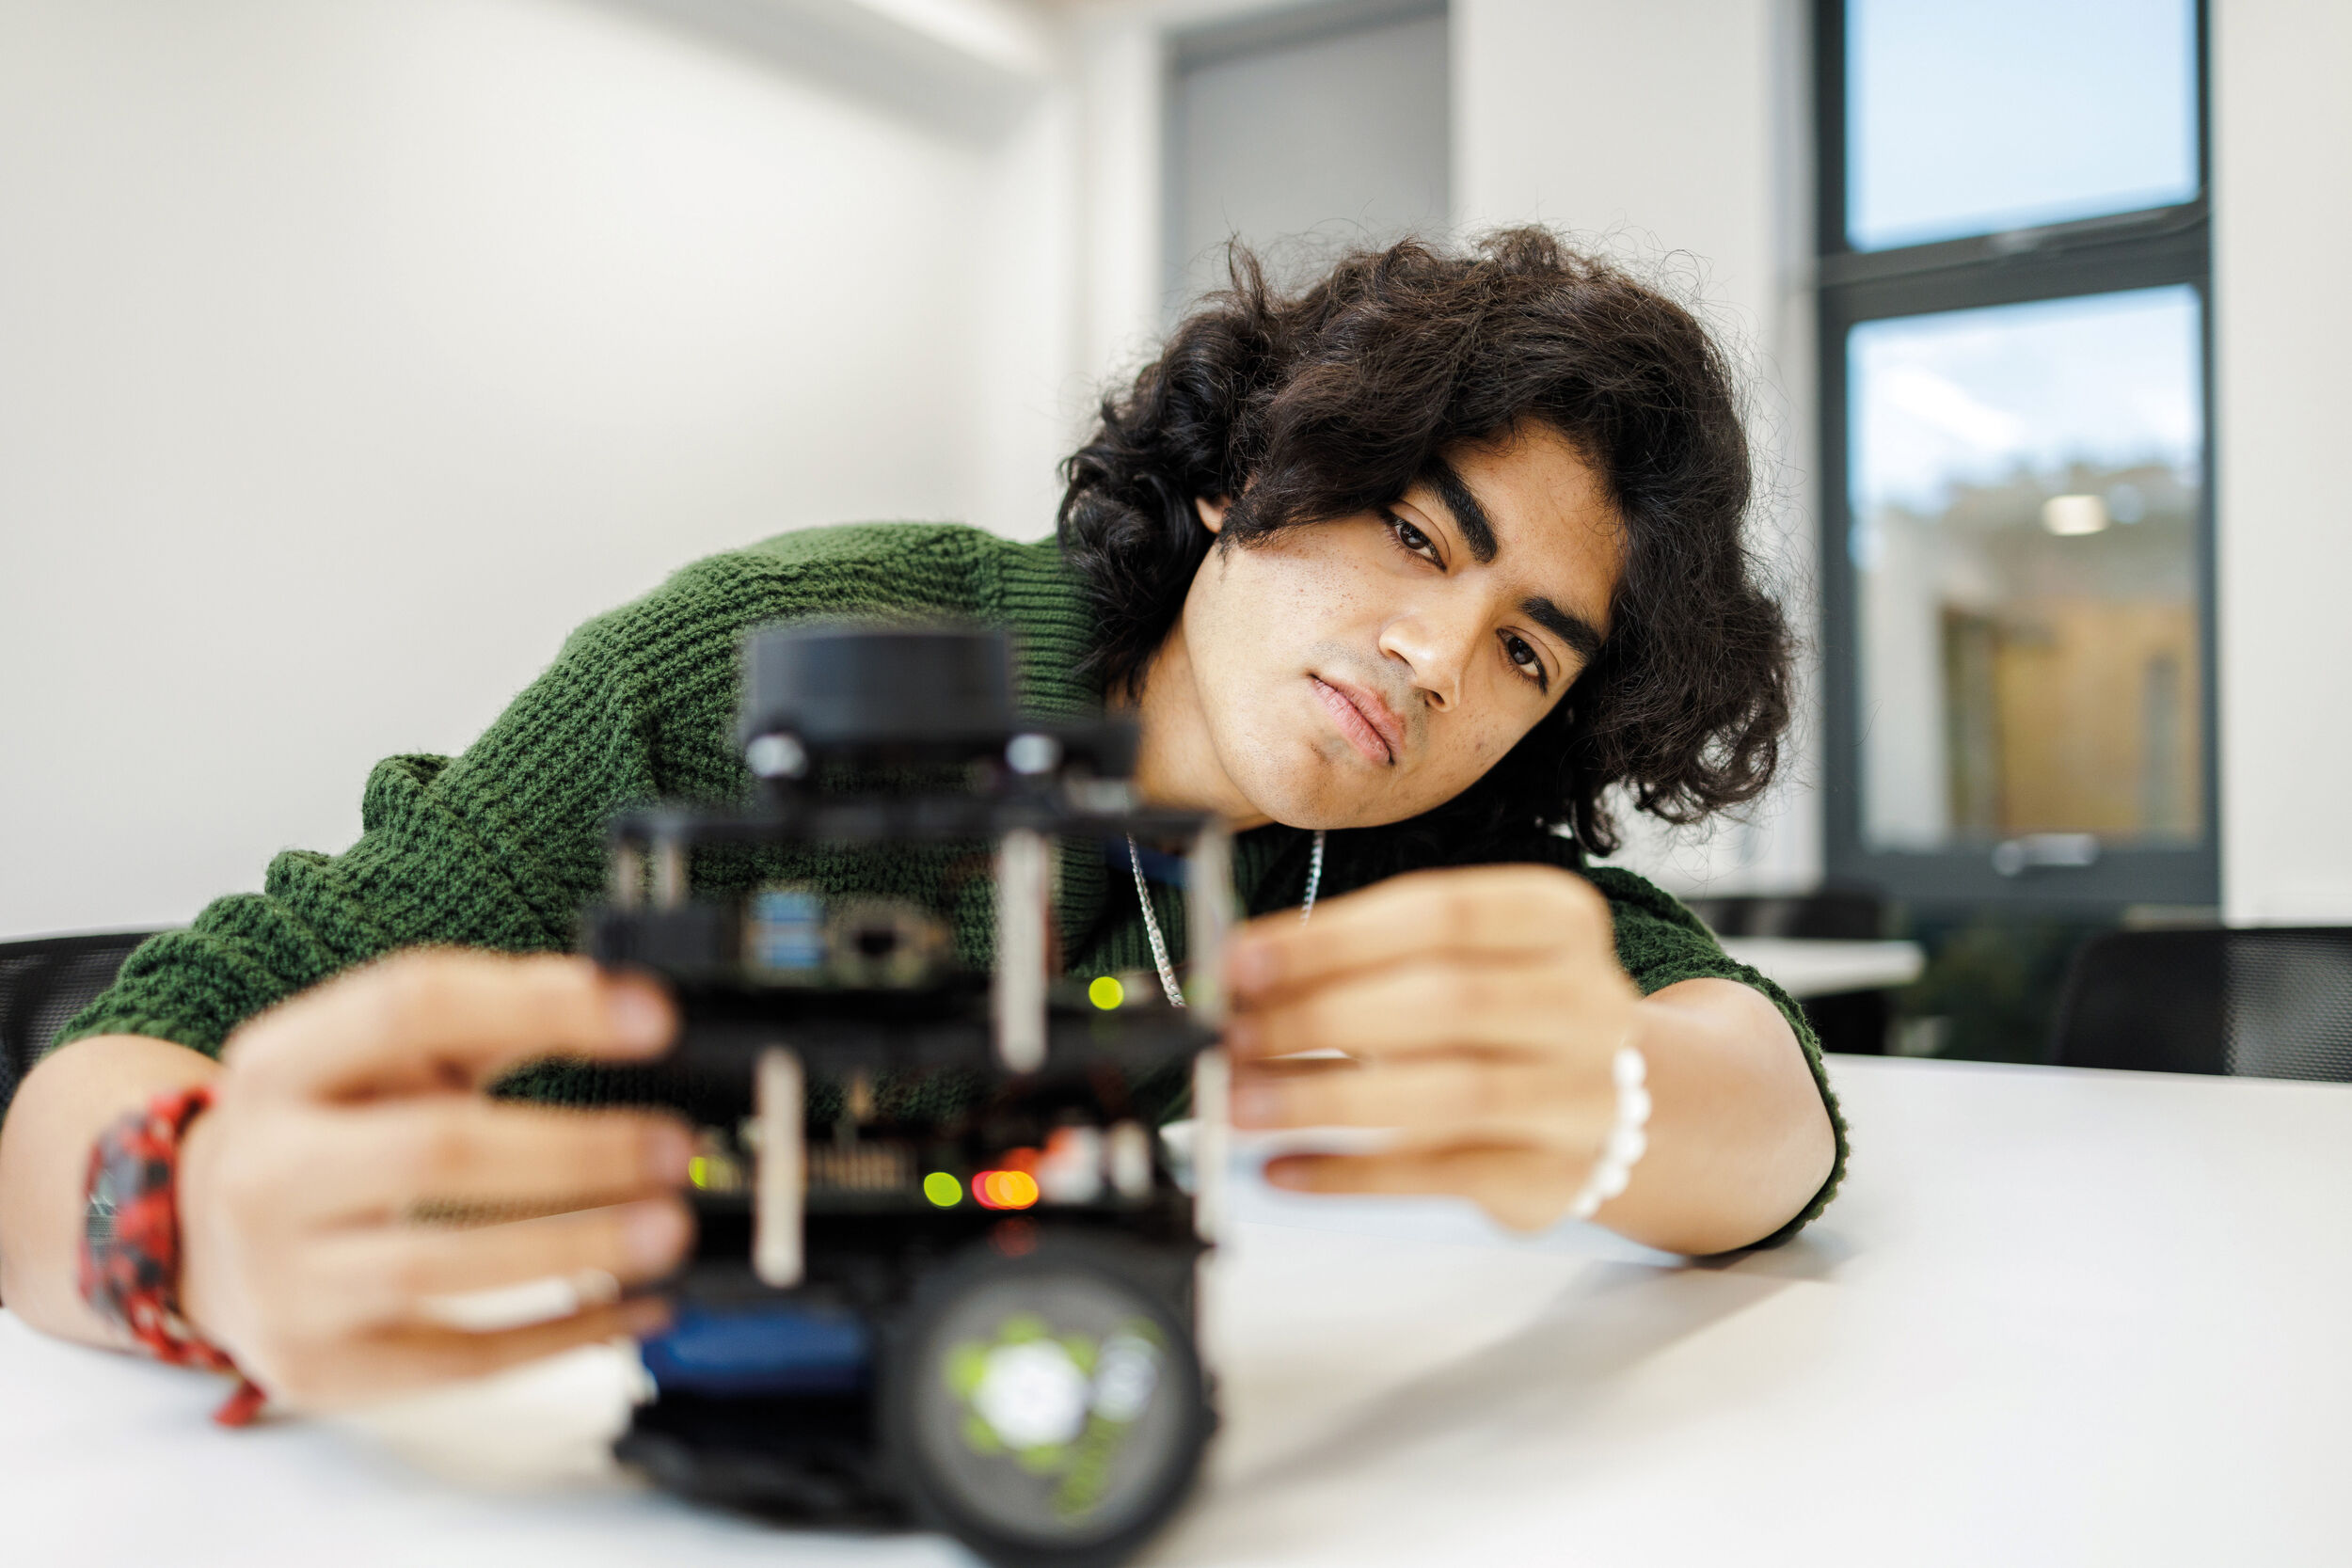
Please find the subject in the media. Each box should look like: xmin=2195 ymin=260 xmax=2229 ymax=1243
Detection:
xmin=2213 ymin=0 xmax=2352 ymax=923
xmin=39 ymin=0 xmax=2314 ymax=941
xmin=1454 ymin=0 xmax=1824 ymax=894
xmin=0 ymin=0 xmax=1084 ymax=938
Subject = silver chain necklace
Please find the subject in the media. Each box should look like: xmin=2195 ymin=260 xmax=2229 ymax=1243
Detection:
xmin=1127 ymin=828 xmax=1324 ymax=1009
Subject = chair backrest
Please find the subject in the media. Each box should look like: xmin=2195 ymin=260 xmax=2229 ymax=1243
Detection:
xmin=2048 ymin=927 xmax=2352 ymax=1080
xmin=0 ymin=931 xmax=164 ymax=1114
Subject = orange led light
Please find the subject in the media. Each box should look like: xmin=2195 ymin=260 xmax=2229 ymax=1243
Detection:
xmin=972 ymin=1168 xmax=1041 ymax=1210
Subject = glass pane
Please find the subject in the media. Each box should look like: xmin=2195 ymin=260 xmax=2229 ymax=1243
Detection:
xmin=1850 ymin=286 xmax=2204 ymax=854
xmin=1848 ymin=0 xmax=2199 ymax=251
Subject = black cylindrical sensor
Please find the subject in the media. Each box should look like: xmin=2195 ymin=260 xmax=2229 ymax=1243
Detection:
xmin=739 ymin=623 xmax=1014 ymax=759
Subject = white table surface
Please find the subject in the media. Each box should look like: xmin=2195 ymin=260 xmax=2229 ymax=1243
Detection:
xmin=5 ymin=1055 xmax=2349 ymax=1566
xmin=1717 ymin=936 xmax=1927 ymax=998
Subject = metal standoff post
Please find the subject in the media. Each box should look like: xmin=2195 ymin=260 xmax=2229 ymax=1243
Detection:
xmin=1184 ymin=819 xmax=1235 ymax=1022
xmin=753 ymin=1047 xmax=805 ymax=1288
xmin=992 ymin=827 xmax=1050 ymax=1073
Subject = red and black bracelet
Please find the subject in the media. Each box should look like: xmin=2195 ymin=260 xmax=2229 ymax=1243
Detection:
xmin=78 ymin=1084 xmax=266 ymax=1426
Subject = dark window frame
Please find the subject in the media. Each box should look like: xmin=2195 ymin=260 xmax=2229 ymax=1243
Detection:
xmin=1814 ymin=0 xmax=2218 ymax=913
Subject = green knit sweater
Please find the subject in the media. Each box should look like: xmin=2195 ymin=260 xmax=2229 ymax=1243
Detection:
xmin=59 ymin=523 xmax=1845 ymax=1243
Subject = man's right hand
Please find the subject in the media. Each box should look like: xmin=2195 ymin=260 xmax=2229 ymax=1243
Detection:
xmin=170 ymin=950 xmax=693 ymax=1410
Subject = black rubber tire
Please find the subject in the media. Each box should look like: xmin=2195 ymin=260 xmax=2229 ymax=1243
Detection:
xmin=877 ymin=1231 xmax=1213 ymax=1568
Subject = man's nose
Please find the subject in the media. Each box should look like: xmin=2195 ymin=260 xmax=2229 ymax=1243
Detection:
xmin=1377 ymin=610 xmax=1477 ymax=712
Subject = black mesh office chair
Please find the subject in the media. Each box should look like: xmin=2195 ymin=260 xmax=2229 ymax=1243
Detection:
xmin=0 ymin=931 xmax=164 ymax=1114
xmin=2048 ymin=927 xmax=2352 ymax=1080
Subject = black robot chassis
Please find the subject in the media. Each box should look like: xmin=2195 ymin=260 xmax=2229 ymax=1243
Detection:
xmin=584 ymin=621 xmax=1232 ymax=1568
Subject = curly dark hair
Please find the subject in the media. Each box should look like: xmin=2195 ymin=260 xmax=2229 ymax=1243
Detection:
xmin=1056 ymin=228 xmax=1791 ymax=857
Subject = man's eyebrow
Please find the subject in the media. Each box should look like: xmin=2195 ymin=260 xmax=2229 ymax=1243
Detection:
xmin=1422 ymin=455 xmax=1604 ymax=661
xmin=1425 ymin=458 xmax=1498 ymax=563
xmin=1522 ymin=594 xmax=1606 ymax=662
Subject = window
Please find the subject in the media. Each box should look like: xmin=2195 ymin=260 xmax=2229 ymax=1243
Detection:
xmin=1819 ymin=0 xmax=2213 ymax=911
xmin=1845 ymin=0 xmax=2199 ymax=250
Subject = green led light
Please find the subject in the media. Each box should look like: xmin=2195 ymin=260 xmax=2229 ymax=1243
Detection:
xmin=923 ymin=1170 xmax=962 ymax=1208
xmin=1088 ymin=974 xmax=1125 ymax=1010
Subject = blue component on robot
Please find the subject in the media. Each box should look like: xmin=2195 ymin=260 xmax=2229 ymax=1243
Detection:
xmin=747 ymin=889 xmax=826 ymax=974
xmin=641 ymin=1300 xmax=872 ymax=1397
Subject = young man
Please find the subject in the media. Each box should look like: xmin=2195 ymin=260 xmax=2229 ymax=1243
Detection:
xmin=0 ymin=231 xmax=1841 ymax=1412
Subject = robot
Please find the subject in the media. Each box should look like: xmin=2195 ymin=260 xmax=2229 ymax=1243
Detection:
xmin=583 ymin=622 xmax=1231 ymax=1568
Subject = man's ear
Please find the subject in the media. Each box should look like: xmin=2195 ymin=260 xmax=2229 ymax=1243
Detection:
xmin=1194 ymin=496 xmax=1229 ymax=535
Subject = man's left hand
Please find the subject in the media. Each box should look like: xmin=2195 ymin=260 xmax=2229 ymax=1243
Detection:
xmin=1222 ymin=863 xmax=1638 ymax=1232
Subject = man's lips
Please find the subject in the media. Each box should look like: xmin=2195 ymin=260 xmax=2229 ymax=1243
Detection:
xmin=1310 ymin=674 xmax=1404 ymax=766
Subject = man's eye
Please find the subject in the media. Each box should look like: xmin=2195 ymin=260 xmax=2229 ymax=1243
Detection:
xmin=1389 ymin=515 xmax=1439 ymax=562
xmin=1504 ymin=634 xmax=1547 ymax=686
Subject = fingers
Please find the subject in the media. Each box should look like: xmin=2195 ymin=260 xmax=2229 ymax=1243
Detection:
xmin=227 ymin=950 xmax=675 ymax=1101
xmin=1225 ymin=953 xmax=1621 ymax=1062
xmin=1232 ymin=1055 xmax=1610 ymax=1145
xmin=1263 ymin=1146 xmax=1585 ymax=1234
xmin=274 ymin=1100 xmax=694 ymax=1225
xmin=184 ymin=950 xmax=696 ymax=1412
xmin=1227 ymin=863 xmax=1613 ymax=1003
xmin=298 ymin=1198 xmax=693 ymax=1337
xmin=263 ymin=1296 xmax=675 ymax=1413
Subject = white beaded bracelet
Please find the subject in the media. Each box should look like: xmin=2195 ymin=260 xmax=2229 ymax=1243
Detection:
xmin=1566 ymin=1045 xmax=1651 ymax=1222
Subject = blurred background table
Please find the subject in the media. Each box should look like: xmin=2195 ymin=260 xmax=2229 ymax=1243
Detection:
xmin=1718 ymin=935 xmax=1926 ymax=999
xmin=4 ymin=1055 xmax=2347 ymax=1566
